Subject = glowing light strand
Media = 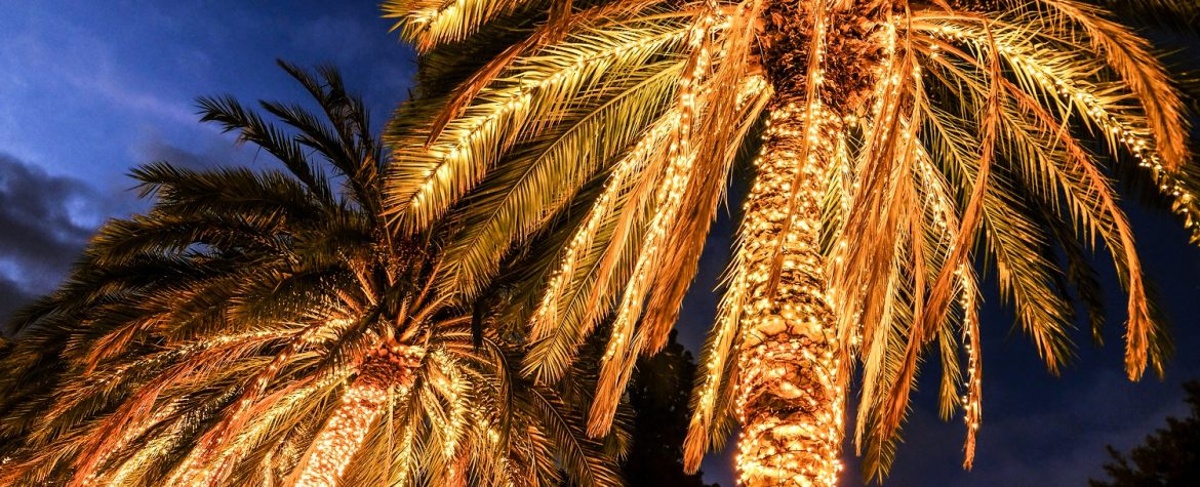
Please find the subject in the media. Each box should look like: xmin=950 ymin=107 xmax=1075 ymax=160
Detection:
xmin=295 ymin=345 xmax=422 ymax=487
xmin=930 ymin=23 xmax=1198 ymax=235
xmin=409 ymin=25 xmax=691 ymax=211
xmin=79 ymin=405 xmax=177 ymax=486
xmin=684 ymin=74 xmax=771 ymax=464
xmin=528 ymin=111 xmax=681 ymax=339
xmin=958 ymin=266 xmax=983 ymax=466
xmin=294 ymin=380 xmax=391 ymax=487
xmin=731 ymin=2 xmax=852 ymax=483
xmin=602 ymin=3 xmax=718 ymax=362
xmin=100 ymin=418 xmax=189 ymax=486
xmin=829 ymin=12 xmax=899 ymax=333
xmin=438 ymin=358 xmax=467 ymax=483
xmin=179 ymin=326 xmax=324 ymax=479
xmin=169 ymin=367 xmax=356 ymax=486
xmin=586 ymin=4 xmax=725 ymax=436
xmin=734 ymin=102 xmax=846 ymax=487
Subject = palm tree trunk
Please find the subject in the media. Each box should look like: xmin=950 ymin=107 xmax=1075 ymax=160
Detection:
xmin=294 ymin=347 xmax=421 ymax=487
xmin=294 ymin=377 xmax=390 ymax=487
xmin=734 ymin=101 xmax=844 ymax=487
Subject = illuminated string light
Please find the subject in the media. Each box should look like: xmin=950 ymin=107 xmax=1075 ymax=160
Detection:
xmin=295 ymin=345 xmax=422 ymax=487
xmin=409 ymin=25 xmax=692 ymax=211
xmin=295 ymin=381 xmax=389 ymax=487
xmin=928 ymin=22 xmax=1198 ymax=235
xmin=958 ymin=266 xmax=983 ymax=465
xmin=78 ymin=405 xmax=176 ymax=487
xmin=100 ymin=420 xmax=190 ymax=486
xmin=391 ymin=405 xmax=417 ymax=487
xmin=686 ymin=74 xmax=770 ymax=460
xmin=734 ymin=100 xmax=847 ymax=487
xmin=436 ymin=353 xmax=467 ymax=480
xmin=912 ymin=132 xmax=984 ymax=456
xmin=175 ymin=326 xmax=331 ymax=481
xmin=605 ymin=1 xmax=718 ymax=357
xmin=529 ymin=112 xmax=681 ymax=339
xmin=586 ymin=5 xmax=724 ymax=435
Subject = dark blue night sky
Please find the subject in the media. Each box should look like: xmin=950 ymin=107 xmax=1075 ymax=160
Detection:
xmin=1 ymin=2 xmax=1197 ymax=486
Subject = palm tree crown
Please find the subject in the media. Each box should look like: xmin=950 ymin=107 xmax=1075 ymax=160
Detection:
xmin=381 ymin=0 xmax=1200 ymax=483
xmin=0 ymin=63 xmax=626 ymax=487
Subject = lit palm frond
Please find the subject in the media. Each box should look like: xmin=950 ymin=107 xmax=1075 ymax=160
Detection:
xmin=0 ymin=62 xmax=625 ymax=487
xmin=384 ymin=0 xmax=537 ymax=52
xmin=385 ymin=7 xmax=696 ymax=279
xmin=383 ymin=0 xmax=1196 ymax=482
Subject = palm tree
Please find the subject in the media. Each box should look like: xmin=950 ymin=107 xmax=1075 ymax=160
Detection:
xmin=381 ymin=0 xmax=1200 ymax=485
xmin=0 ymin=62 xmax=626 ymax=487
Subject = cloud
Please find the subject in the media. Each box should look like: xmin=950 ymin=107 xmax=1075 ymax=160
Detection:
xmin=0 ymin=273 xmax=34 ymax=326
xmin=0 ymin=153 xmax=101 ymax=299
xmin=0 ymin=13 xmax=197 ymax=128
xmin=83 ymin=77 xmax=198 ymax=127
xmin=134 ymin=132 xmax=252 ymax=172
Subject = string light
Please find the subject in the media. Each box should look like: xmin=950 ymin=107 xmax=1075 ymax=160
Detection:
xmin=391 ymin=404 xmax=417 ymax=487
xmin=726 ymin=1 xmax=860 ymax=483
xmin=958 ymin=266 xmax=983 ymax=465
xmin=294 ymin=381 xmax=389 ymax=487
xmin=586 ymin=5 xmax=724 ymax=436
xmin=435 ymin=351 xmax=467 ymax=479
xmin=608 ymin=1 xmax=717 ymax=357
xmin=100 ymin=420 xmax=191 ymax=486
xmin=929 ymin=22 xmax=1198 ymax=236
xmin=78 ymin=405 xmax=176 ymax=487
xmin=733 ymin=98 xmax=847 ymax=487
xmin=409 ymin=24 xmax=692 ymax=212
xmin=686 ymin=74 xmax=770 ymax=461
xmin=295 ymin=346 xmax=422 ymax=487
xmin=529 ymin=112 xmax=680 ymax=340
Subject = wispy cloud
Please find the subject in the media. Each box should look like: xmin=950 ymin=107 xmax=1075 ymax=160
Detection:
xmin=133 ymin=129 xmax=254 ymax=172
xmin=0 ymin=17 xmax=197 ymax=127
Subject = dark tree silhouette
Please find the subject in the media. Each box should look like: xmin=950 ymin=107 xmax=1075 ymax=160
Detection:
xmin=623 ymin=330 xmax=719 ymax=487
xmin=1091 ymin=380 xmax=1200 ymax=487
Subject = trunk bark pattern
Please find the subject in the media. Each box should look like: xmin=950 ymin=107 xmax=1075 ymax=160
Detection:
xmin=735 ymin=1 xmax=890 ymax=483
xmin=735 ymin=101 xmax=844 ymax=487
xmin=295 ymin=345 xmax=423 ymax=487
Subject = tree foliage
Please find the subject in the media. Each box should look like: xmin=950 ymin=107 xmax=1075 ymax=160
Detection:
xmin=0 ymin=62 xmax=627 ymax=487
xmin=1090 ymin=380 xmax=1200 ymax=487
xmin=379 ymin=0 xmax=1200 ymax=480
xmin=623 ymin=330 xmax=719 ymax=487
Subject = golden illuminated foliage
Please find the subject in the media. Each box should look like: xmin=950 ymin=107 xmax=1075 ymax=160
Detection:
xmin=382 ymin=0 xmax=1199 ymax=484
xmin=0 ymin=63 xmax=627 ymax=487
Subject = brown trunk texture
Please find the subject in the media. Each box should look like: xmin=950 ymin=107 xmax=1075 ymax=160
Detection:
xmin=734 ymin=101 xmax=845 ymax=487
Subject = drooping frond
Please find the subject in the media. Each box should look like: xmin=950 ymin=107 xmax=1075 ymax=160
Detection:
xmin=384 ymin=0 xmax=542 ymax=52
xmin=913 ymin=16 xmax=1168 ymax=379
xmin=380 ymin=0 xmax=1196 ymax=483
xmin=434 ymin=58 xmax=684 ymax=300
xmin=385 ymin=9 xmax=697 ymax=241
xmin=0 ymin=63 xmax=626 ymax=487
xmin=1025 ymin=0 xmax=1190 ymax=170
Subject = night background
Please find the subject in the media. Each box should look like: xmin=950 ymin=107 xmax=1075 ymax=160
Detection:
xmin=1 ymin=1 xmax=1197 ymax=485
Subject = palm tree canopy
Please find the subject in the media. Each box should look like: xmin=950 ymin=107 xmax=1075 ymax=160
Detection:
xmin=0 ymin=62 xmax=628 ymax=487
xmin=381 ymin=0 xmax=1200 ymax=479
